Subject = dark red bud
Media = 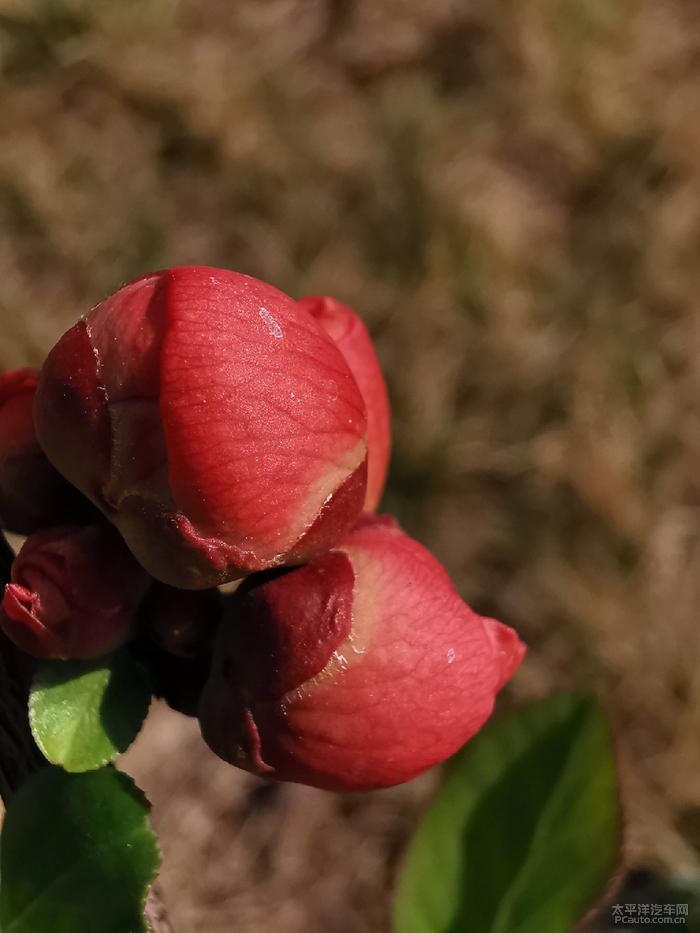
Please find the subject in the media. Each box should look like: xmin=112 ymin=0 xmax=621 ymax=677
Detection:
xmin=0 ymin=525 xmax=150 ymax=659
xmin=0 ymin=368 xmax=99 ymax=534
xmin=142 ymin=581 xmax=222 ymax=658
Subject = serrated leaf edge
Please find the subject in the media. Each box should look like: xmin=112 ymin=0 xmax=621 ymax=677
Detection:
xmin=1 ymin=768 xmax=161 ymax=933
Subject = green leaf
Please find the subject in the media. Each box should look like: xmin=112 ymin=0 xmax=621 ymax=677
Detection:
xmin=0 ymin=765 xmax=160 ymax=933
xmin=394 ymin=693 xmax=619 ymax=933
xmin=29 ymin=653 xmax=151 ymax=772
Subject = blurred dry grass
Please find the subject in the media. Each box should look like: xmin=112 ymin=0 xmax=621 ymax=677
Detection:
xmin=3 ymin=0 xmax=700 ymax=927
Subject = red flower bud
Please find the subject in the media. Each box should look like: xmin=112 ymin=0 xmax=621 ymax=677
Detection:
xmin=142 ymin=581 xmax=222 ymax=658
xmin=297 ymin=296 xmax=390 ymax=511
xmin=198 ymin=516 xmax=525 ymax=791
xmin=0 ymin=368 xmax=98 ymax=534
xmin=34 ymin=268 xmax=369 ymax=588
xmin=130 ymin=582 xmax=222 ymax=716
xmin=0 ymin=525 xmax=150 ymax=659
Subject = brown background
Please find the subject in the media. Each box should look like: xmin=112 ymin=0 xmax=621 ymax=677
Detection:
xmin=2 ymin=0 xmax=700 ymax=928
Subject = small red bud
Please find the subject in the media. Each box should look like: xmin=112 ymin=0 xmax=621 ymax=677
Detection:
xmin=142 ymin=581 xmax=222 ymax=658
xmin=0 ymin=525 xmax=150 ymax=659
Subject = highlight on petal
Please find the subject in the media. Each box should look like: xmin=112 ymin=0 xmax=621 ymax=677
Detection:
xmin=160 ymin=268 xmax=368 ymax=561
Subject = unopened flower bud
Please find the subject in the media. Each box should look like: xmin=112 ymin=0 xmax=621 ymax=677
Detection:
xmin=142 ymin=581 xmax=222 ymax=658
xmin=0 ymin=525 xmax=149 ymax=659
xmin=198 ymin=516 xmax=525 ymax=791
xmin=0 ymin=368 xmax=97 ymax=534
xmin=35 ymin=268 xmax=369 ymax=588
